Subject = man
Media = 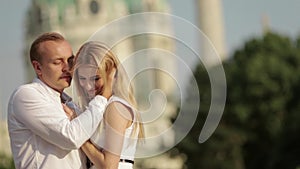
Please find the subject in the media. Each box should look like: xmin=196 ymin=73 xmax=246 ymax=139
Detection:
xmin=7 ymin=32 xmax=111 ymax=169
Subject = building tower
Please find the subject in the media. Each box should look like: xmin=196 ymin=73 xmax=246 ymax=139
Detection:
xmin=197 ymin=0 xmax=227 ymax=65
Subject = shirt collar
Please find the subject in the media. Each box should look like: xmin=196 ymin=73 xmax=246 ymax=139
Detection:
xmin=33 ymin=77 xmax=72 ymax=103
xmin=61 ymin=92 xmax=72 ymax=103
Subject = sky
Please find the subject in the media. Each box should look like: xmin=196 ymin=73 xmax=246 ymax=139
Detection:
xmin=0 ymin=0 xmax=300 ymax=119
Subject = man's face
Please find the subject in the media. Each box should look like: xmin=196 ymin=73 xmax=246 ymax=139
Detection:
xmin=34 ymin=40 xmax=74 ymax=93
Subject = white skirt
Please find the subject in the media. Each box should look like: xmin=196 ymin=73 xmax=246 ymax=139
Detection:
xmin=89 ymin=162 xmax=133 ymax=169
xmin=118 ymin=162 xmax=133 ymax=169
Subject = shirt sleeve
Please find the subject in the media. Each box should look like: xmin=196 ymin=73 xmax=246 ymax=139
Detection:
xmin=10 ymin=86 xmax=107 ymax=150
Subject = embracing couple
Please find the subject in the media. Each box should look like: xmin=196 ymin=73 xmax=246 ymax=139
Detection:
xmin=7 ymin=32 xmax=144 ymax=169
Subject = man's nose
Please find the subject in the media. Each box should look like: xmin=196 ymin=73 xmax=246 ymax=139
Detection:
xmin=62 ymin=60 xmax=70 ymax=72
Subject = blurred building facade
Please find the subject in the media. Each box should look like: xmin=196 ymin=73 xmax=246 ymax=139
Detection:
xmin=23 ymin=0 xmax=181 ymax=168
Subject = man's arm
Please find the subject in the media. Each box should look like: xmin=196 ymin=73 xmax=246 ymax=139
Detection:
xmin=11 ymin=86 xmax=107 ymax=150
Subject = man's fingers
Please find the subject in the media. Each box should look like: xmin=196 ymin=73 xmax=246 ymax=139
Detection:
xmin=62 ymin=104 xmax=76 ymax=120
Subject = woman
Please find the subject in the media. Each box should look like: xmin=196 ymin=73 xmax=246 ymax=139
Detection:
xmin=72 ymin=41 xmax=144 ymax=169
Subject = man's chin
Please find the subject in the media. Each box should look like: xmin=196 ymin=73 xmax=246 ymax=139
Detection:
xmin=61 ymin=82 xmax=71 ymax=89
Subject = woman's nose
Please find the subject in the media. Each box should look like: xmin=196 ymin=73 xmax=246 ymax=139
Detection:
xmin=85 ymin=81 xmax=94 ymax=90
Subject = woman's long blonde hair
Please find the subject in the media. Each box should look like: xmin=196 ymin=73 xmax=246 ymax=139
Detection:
xmin=72 ymin=41 xmax=144 ymax=139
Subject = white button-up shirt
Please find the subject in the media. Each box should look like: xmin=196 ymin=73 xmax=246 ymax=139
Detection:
xmin=7 ymin=78 xmax=107 ymax=169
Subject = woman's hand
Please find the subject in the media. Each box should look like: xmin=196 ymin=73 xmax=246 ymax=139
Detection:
xmin=62 ymin=104 xmax=77 ymax=120
xmin=101 ymin=68 xmax=116 ymax=99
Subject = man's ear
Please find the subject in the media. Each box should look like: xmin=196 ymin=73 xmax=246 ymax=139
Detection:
xmin=32 ymin=60 xmax=42 ymax=76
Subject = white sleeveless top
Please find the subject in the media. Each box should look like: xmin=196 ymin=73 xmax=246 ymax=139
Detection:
xmin=90 ymin=96 xmax=138 ymax=168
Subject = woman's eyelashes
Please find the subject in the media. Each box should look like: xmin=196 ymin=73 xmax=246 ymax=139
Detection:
xmin=79 ymin=76 xmax=85 ymax=80
xmin=79 ymin=76 xmax=100 ymax=81
xmin=92 ymin=76 xmax=100 ymax=81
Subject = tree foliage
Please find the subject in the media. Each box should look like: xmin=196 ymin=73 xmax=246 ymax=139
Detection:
xmin=0 ymin=153 xmax=14 ymax=169
xmin=175 ymin=32 xmax=300 ymax=169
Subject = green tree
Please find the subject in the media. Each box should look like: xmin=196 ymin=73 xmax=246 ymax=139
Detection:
xmin=175 ymin=32 xmax=300 ymax=169
xmin=271 ymin=35 xmax=300 ymax=169
xmin=0 ymin=153 xmax=14 ymax=169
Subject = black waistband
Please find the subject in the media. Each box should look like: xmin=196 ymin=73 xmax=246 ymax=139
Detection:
xmin=119 ymin=159 xmax=134 ymax=164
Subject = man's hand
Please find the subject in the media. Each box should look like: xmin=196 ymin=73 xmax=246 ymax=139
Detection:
xmin=62 ymin=104 xmax=77 ymax=120
xmin=101 ymin=68 xmax=116 ymax=99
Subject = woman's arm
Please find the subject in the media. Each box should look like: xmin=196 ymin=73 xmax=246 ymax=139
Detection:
xmin=81 ymin=102 xmax=132 ymax=169
xmin=81 ymin=140 xmax=106 ymax=168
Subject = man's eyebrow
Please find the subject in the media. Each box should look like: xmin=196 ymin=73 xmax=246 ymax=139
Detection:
xmin=48 ymin=55 xmax=74 ymax=62
xmin=49 ymin=57 xmax=62 ymax=61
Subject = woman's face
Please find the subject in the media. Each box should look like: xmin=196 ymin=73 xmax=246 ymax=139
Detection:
xmin=77 ymin=65 xmax=104 ymax=99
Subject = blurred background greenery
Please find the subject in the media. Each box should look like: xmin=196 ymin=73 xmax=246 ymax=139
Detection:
xmin=174 ymin=31 xmax=300 ymax=169
xmin=0 ymin=153 xmax=14 ymax=169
